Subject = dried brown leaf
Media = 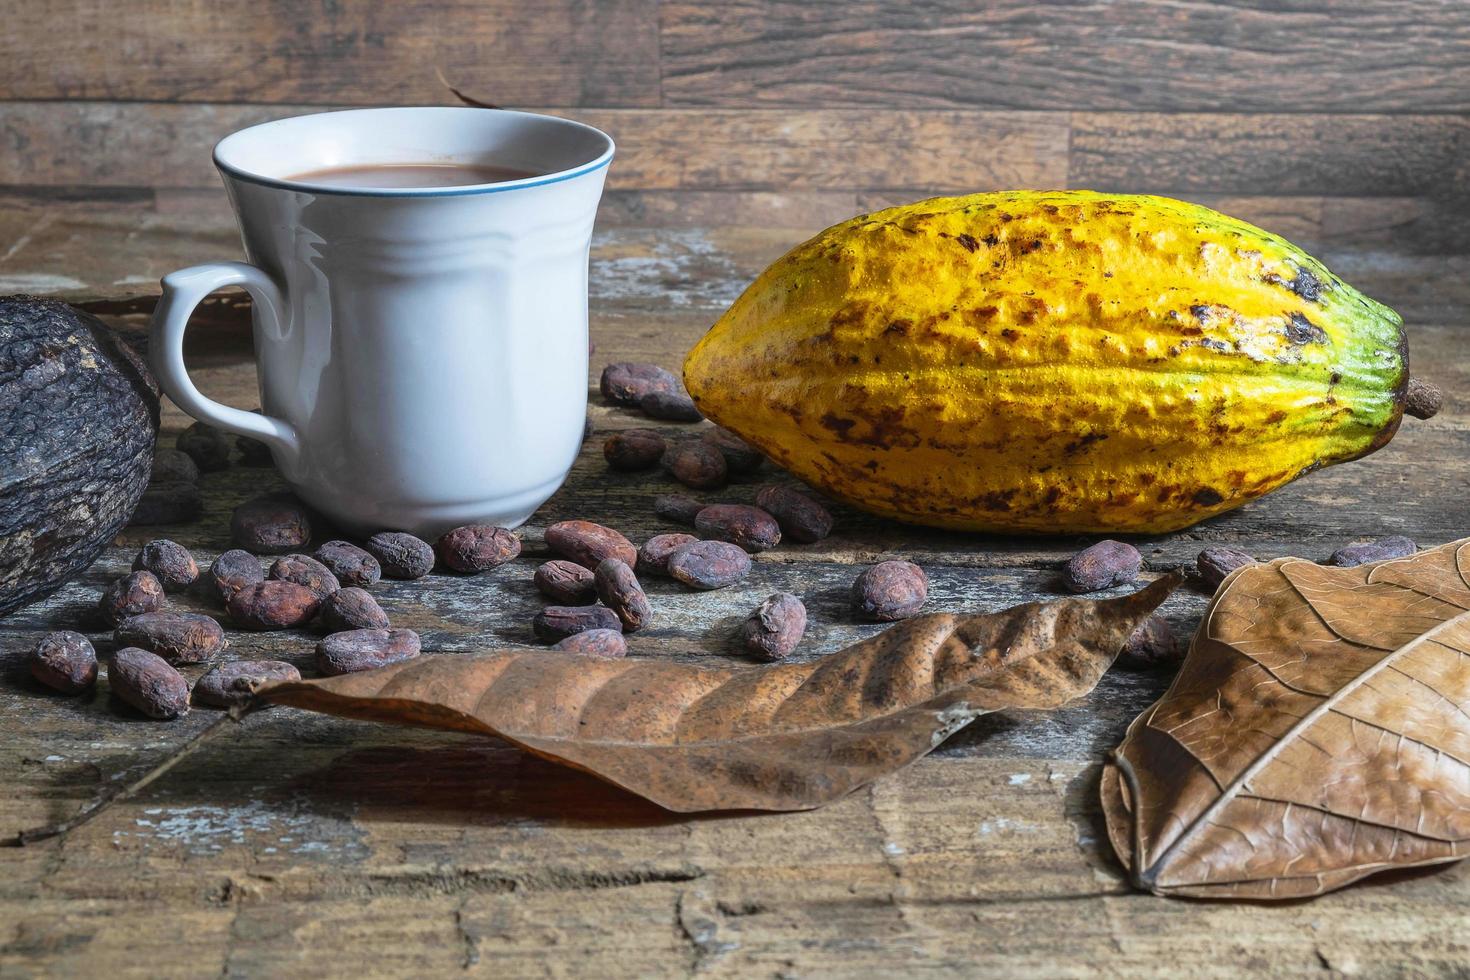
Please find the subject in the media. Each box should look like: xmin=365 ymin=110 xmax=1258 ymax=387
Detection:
xmin=261 ymin=576 xmax=1176 ymax=812
xmin=1103 ymin=539 xmax=1470 ymax=900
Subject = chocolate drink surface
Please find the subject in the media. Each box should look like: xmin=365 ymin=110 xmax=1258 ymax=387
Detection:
xmin=287 ymin=163 xmax=541 ymax=188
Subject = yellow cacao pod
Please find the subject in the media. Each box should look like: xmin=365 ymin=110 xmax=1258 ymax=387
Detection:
xmin=683 ymin=191 xmax=1414 ymax=534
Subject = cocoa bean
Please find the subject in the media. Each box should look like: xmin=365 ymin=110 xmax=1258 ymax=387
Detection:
xmin=741 ymin=592 xmax=807 ymax=661
xmin=318 ymin=587 xmax=391 ymax=631
xmin=755 ymin=485 xmax=834 ymax=544
xmin=132 ymin=539 xmax=199 ymax=591
xmin=193 ymin=660 xmax=300 ymax=708
xmin=637 ymin=533 xmax=699 ymax=577
xmin=603 ymin=428 xmax=667 ymax=471
xmin=150 ymin=447 xmax=199 ymax=485
xmin=29 ymin=631 xmax=97 ymax=694
xmin=176 ymin=421 xmax=231 ymax=472
xmin=208 ymin=549 xmax=264 ymax=603
xmin=654 ymin=493 xmax=705 ymax=525
xmin=316 ymin=628 xmax=421 ymax=676
xmin=129 ymin=483 xmax=203 ymax=526
xmin=231 ymin=492 xmax=312 ymax=554
xmin=666 ymin=441 xmax=727 ymax=490
xmin=1116 ymin=615 xmax=1183 ymax=671
xmin=532 ymin=605 xmax=623 ymax=643
xmin=552 ymin=628 xmax=627 ymax=658
xmin=313 ymin=540 xmax=381 ymax=587
xmin=667 ymin=540 xmax=752 ymax=591
xmin=99 ymin=570 xmax=165 ymax=626
xmin=852 ymin=561 xmax=928 ymax=621
xmin=435 ymin=524 xmax=521 ymax=573
xmin=701 ymin=427 xmax=764 ymax=473
xmin=600 ymin=362 xmax=678 ymax=406
xmin=115 ymin=611 xmax=227 ymax=664
xmin=593 ymin=559 xmax=653 ymax=632
xmin=1196 ymin=546 xmax=1256 ymax=589
xmin=694 ymin=503 xmax=781 ymax=552
xmin=365 ymin=531 xmax=435 ymax=580
xmin=545 ymin=520 xmax=637 ymax=569
xmin=533 ymin=560 xmax=597 ymax=605
xmin=227 ymin=580 xmax=321 ymax=630
xmin=235 ymin=434 xmax=274 ymax=466
xmin=1062 ymin=540 xmax=1141 ymax=594
xmin=269 ymin=553 xmax=341 ymax=599
xmin=109 ymin=647 xmax=189 ymax=720
xmin=639 ymin=389 xmax=702 ymax=422
xmin=1329 ymin=535 xmax=1417 ymax=568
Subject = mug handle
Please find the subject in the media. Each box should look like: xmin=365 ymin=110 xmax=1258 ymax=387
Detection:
xmin=149 ymin=261 xmax=301 ymax=467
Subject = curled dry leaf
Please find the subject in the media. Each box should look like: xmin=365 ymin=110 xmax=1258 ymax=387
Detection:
xmin=1103 ymin=539 xmax=1470 ymax=901
xmin=260 ymin=575 xmax=1176 ymax=812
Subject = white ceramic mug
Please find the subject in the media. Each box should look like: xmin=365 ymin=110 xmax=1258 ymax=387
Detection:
xmin=150 ymin=107 xmax=614 ymax=536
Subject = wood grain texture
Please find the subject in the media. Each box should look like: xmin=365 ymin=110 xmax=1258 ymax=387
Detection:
xmin=0 ymin=0 xmax=661 ymax=106
xmin=1 ymin=209 xmax=1468 ymax=973
xmin=661 ymin=0 xmax=1470 ymax=113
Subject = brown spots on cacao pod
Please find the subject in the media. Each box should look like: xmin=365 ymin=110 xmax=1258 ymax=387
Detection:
xmin=1062 ymin=540 xmax=1142 ymax=594
xmin=600 ymin=362 xmax=678 ymax=406
xmin=1285 ymin=312 xmax=1326 ymax=345
xmin=604 ymin=428 xmax=667 ymax=471
xmin=637 ymin=533 xmax=699 ymax=577
xmin=755 ymin=485 xmax=833 ymax=544
xmin=99 ymin=570 xmax=165 ymax=627
xmin=313 ymin=540 xmax=381 ymax=587
xmin=30 ymin=631 xmax=97 ymax=694
xmin=742 ymin=592 xmax=807 ymax=662
xmin=665 ymin=441 xmax=728 ymax=490
xmin=1115 ymin=615 xmax=1182 ymax=671
xmin=193 ymin=660 xmax=300 ymax=708
xmin=208 ymin=549 xmax=264 ymax=603
xmin=1063 ymin=432 xmax=1107 ymax=456
xmin=365 ymin=531 xmax=435 ymax=580
xmin=316 ymin=628 xmax=421 ymax=676
xmin=109 ymin=647 xmax=189 ymax=720
xmin=133 ymin=539 xmax=199 ymax=591
xmin=593 ymin=558 xmax=653 ymax=632
xmin=435 ymin=524 xmax=521 ymax=574
xmin=819 ymin=413 xmax=856 ymax=438
xmin=1264 ymin=265 xmax=1323 ymax=302
xmin=269 ymin=553 xmax=341 ymax=599
xmin=545 ymin=520 xmax=637 ymax=570
xmin=1191 ymin=487 xmax=1224 ymax=507
xmin=654 ymin=493 xmax=706 ymax=526
xmin=667 ymin=540 xmax=752 ymax=591
xmin=851 ymin=561 xmax=928 ymax=622
xmin=1196 ymin=545 xmax=1256 ymax=589
xmin=227 ymin=580 xmax=321 ymax=630
xmin=954 ymin=233 xmax=979 ymax=253
xmin=533 ymin=604 xmax=623 ymax=643
xmin=115 ymin=611 xmax=227 ymax=664
xmin=318 ymin=587 xmax=391 ymax=632
xmin=534 ymin=559 xmax=597 ymax=604
xmin=231 ymin=492 xmax=312 ymax=554
xmin=695 ymin=503 xmax=781 ymax=552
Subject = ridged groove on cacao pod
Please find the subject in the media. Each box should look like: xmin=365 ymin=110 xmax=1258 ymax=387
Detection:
xmin=684 ymin=191 xmax=1416 ymax=534
xmin=1 ymin=297 xmax=159 ymax=616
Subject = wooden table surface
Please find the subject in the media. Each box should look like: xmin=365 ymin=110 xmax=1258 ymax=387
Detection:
xmin=2 ymin=197 xmax=1468 ymax=978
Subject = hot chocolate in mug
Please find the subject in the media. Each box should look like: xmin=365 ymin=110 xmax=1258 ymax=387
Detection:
xmin=150 ymin=107 xmax=614 ymax=536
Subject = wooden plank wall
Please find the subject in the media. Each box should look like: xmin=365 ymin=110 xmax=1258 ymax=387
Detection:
xmin=0 ymin=0 xmax=1466 ymax=251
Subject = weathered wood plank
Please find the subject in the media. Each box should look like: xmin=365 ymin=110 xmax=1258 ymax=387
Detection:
xmin=0 ymin=0 xmax=661 ymax=106
xmin=0 ymin=103 xmax=1072 ymax=193
xmin=1071 ymin=112 xmax=1470 ymax=197
xmin=661 ymin=0 xmax=1470 ymax=114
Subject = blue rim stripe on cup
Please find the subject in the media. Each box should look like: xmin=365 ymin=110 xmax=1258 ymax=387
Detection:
xmin=212 ymin=107 xmax=615 ymax=198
